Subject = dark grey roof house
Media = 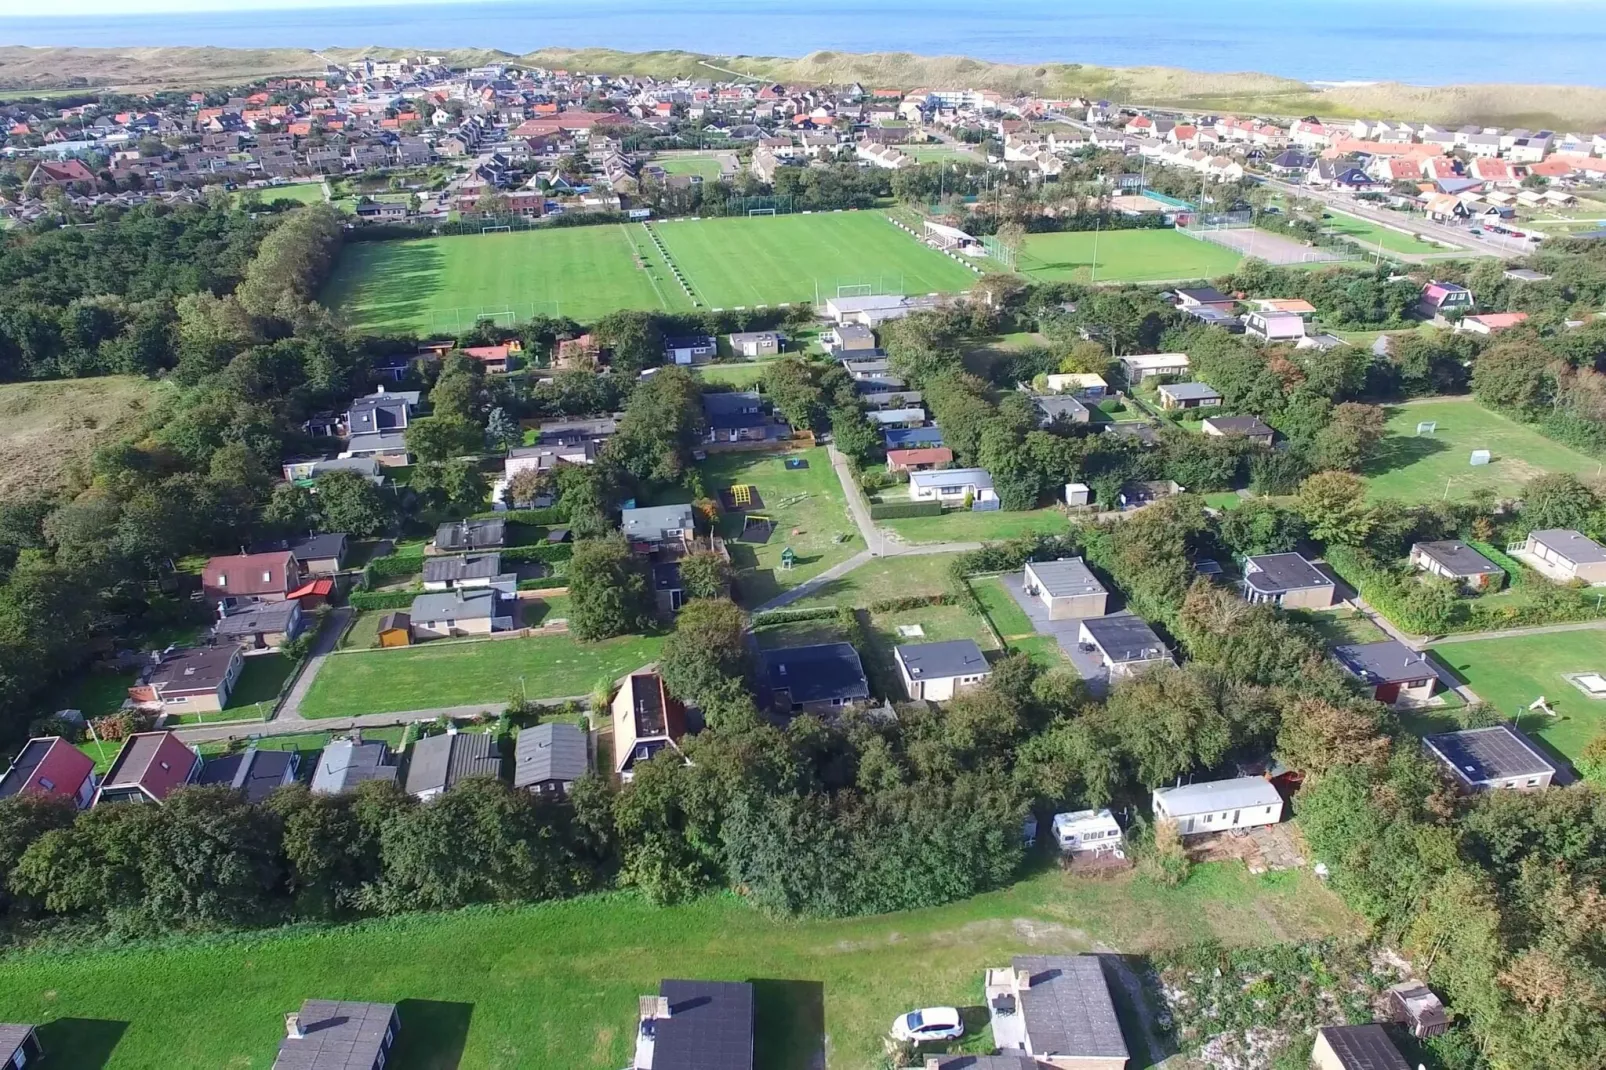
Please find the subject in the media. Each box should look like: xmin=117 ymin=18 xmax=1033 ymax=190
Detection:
xmin=1411 ymin=540 xmax=1504 ymax=589
xmin=274 ymin=1000 xmax=399 ymax=1070
xmin=990 ymin=955 xmax=1128 ymax=1067
xmin=1078 ymin=614 xmax=1173 ymax=678
xmin=0 ymin=1024 xmax=42 ymax=1068
xmin=1311 ymin=1023 xmax=1410 ymax=1070
xmin=198 ymin=746 xmax=299 ymax=804
xmin=422 ymin=551 xmax=504 ymax=589
xmin=895 ymin=638 xmax=992 ymax=701
xmin=434 ymin=518 xmax=506 ymax=553
xmin=1423 ymin=724 xmax=1559 ymax=792
xmin=1201 ymin=415 xmax=1274 ymax=443
xmin=1030 ymin=394 xmax=1091 ymax=427
xmin=760 ymin=643 xmax=870 ymax=715
xmin=514 ymin=721 xmax=588 ymax=796
xmin=404 ymin=730 xmax=502 ymax=799
xmin=310 ymin=738 xmax=398 ymax=795
xmin=1240 ymin=552 xmax=1335 ymax=609
xmin=250 ymin=533 xmax=349 ymax=574
xmin=637 ymin=979 xmax=753 ymax=1070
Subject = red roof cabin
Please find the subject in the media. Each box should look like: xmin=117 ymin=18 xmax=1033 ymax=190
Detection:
xmin=92 ymin=731 xmax=201 ymax=806
xmin=0 ymin=736 xmax=97 ymax=808
xmin=886 ymin=447 xmax=955 ymax=472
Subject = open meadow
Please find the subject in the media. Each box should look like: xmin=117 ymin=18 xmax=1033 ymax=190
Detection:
xmin=1015 ymin=228 xmax=1242 ymax=284
xmin=1427 ymin=630 xmax=1606 ymax=761
xmin=1362 ymin=398 xmax=1602 ymax=502
xmin=1321 ymin=211 xmax=1456 ymax=256
xmin=0 ymin=377 xmax=165 ymax=501
xmin=0 ymin=865 xmax=1354 ymax=1069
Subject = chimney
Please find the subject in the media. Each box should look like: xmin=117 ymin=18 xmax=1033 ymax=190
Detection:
xmin=1015 ymin=967 xmax=1032 ymax=992
xmin=638 ymin=995 xmax=670 ymax=1021
xmin=285 ymin=1013 xmax=304 ymax=1040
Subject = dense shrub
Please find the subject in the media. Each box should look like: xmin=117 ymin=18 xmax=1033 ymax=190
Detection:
xmin=868 ymin=501 xmax=943 ymax=520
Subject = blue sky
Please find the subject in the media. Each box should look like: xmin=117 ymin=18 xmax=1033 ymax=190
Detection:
xmin=0 ymin=0 xmax=451 ymax=13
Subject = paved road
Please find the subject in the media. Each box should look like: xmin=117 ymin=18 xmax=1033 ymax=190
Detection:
xmin=1259 ymin=177 xmax=1524 ymax=260
xmin=1422 ymin=618 xmax=1606 ymax=646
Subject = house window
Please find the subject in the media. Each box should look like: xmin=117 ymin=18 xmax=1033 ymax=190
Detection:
xmin=445 ymin=619 xmax=455 ymax=628
xmin=166 ymin=696 xmax=187 ymax=705
xmin=1526 ymin=777 xmax=1540 ymax=786
xmin=262 ymin=571 xmax=272 ymax=583
xmin=217 ymin=575 xmax=226 ymax=587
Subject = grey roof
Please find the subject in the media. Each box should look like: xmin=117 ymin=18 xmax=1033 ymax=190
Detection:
xmin=1154 ymin=775 xmax=1283 ymax=816
xmin=404 ymin=730 xmax=502 ymax=795
xmin=702 ymin=390 xmax=763 ymax=417
xmin=308 ymin=457 xmax=383 ymax=481
xmin=197 ymin=746 xmax=297 ymax=804
xmin=250 ymin=533 xmax=348 ymax=562
xmin=761 ymin=643 xmax=870 ymax=706
xmin=1157 ymin=382 xmax=1222 ymax=401
xmin=832 ymin=324 xmax=875 ymax=342
xmin=1529 ymin=528 xmax=1606 ymax=564
xmin=1203 ymin=415 xmax=1273 ymax=437
xmin=0 ymin=1025 xmax=35 ymax=1062
xmin=273 ymin=1000 xmax=397 ymax=1070
xmin=1315 ymin=1024 xmax=1411 ymax=1070
xmin=895 ymin=639 xmax=990 ymax=682
xmin=1026 ymin=557 xmax=1106 ymax=599
xmin=1424 ymin=724 xmax=1558 ymax=785
xmin=841 ymin=356 xmax=890 ymax=374
xmin=344 ymin=430 xmax=409 ymax=455
xmin=310 ymin=739 xmax=397 ymax=794
xmin=514 ymin=721 xmax=588 ymax=787
xmin=854 ymin=375 xmax=908 ymax=392
xmin=621 ymin=503 xmax=695 ymax=542
xmin=1413 ymin=543 xmax=1496 ymax=575
xmin=909 ymin=467 xmax=993 ymax=491
xmin=434 ymin=518 xmax=506 ymax=552
xmin=652 ymin=980 xmax=754 ymax=1070
xmin=534 ymin=414 xmax=621 ymax=444
xmin=1333 ymin=640 xmax=1437 ymax=685
xmin=1031 ymin=394 xmax=1090 ymax=424
xmin=214 ymin=600 xmax=300 ymax=639
xmin=928 ymin=1058 xmax=1038 ymax=1070
xmin=1014 ymin=955 xmax=1128 ymax=1060
xmin=1176 ymin=286 xmax=1231 ymax=304
xmin=728 ymin=331 xmax=779 ymax=344
xmin=422 ymin=552 xmax=503 ymax=584
xmin=1080 ymin=614 xmax=1168 ymax=663
xmin=1243 ymin=552 xmax=1331 ymax=595
xmin=410 ymin=588 xmax=500 ymax=622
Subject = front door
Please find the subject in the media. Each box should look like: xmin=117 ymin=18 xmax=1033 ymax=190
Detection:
xmin=1376 ymin=683 xmax=1402 ymax=704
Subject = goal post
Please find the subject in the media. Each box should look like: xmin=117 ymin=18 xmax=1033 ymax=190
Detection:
xmin=480 ymin=224 xmax=512 ymax=235
xmin=747 ymin=208 xmax=777 ymax=217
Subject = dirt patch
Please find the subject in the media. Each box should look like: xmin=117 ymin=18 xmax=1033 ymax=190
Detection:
xmin=0 ymin=377 xmax=162 ymax=500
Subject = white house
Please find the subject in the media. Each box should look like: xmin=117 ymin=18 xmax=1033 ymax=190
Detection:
xmin=1051 ymin=809 xmax=1125 ymax=857
xmin=909 ymin=467 xmax=996 ymax=505
xmin=1120 ymin=353 xmax=1190 ymax=383
xmin=1152 ymin=776 xmax=1284 ymax=835
xmin=1244 ymin=310 xmax=1307 ymax=342
xmin=894 ymin=638 xmax=992 ymax=701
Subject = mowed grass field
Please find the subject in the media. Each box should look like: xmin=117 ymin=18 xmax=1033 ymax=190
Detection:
xmin=1428 ymin=630 xmax=1606 ymax=760
xmin=1015 ymin=228 xmax=1242 ymax=284
xmin=1362 ymin=398 xmax=1602 ymax=502
xmin=649 ymin=213 xmax=980 ymax=308
xmin=297 ymin=631 xmax=664 ymax=718
xmin=1321 ymin=211 xmax=1455 ymax=256
xmin=0 ymin=867 xmax=1355 ymax=1069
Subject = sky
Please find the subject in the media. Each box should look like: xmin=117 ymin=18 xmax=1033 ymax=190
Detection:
xmin=0 ymin=0 xmax=450 ymax=13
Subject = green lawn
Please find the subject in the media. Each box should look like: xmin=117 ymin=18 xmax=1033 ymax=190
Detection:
xmin=755 ymin=602 xmax=1000 ymax=699
xmin=1362 ymin=398 xmax=1603 ymax=502
xmin=695 ymin=362 xmax=775 ymax=388
xmin=649 ymin=212 xmax=979 ymax=308
xmin=882 ymin=507 xmax=1070 ymax=546
xmin=785 ymin=552 xmax=963 ymax=609
xmin=53 ymin=668 xmax=136 ymax=721
xmin=901 ymin=143 xmax=982 ymax=161
xmin=251 ymin=182 xmax=327 ymax=206
xmin=0 ymin=865 xmax=1354 ymax=1070
xmin=1320 ymin=211 xmax=1452 ymax=256
xmin=968 ymin=576 xmax=1034 ymax=638
xmin=1290 ymin=609 xmax=1390 ymax=647
xmin=1016 ymin=229 xmax=1242 ymax=284
xmin=173 ymin=654 xmax=293 ymax=725
xmin=323 ymin=225 xmax=682 ymax=333
xmin=297 ymin=632 xmax=664 ymax=718
xmin=654 ymin=155 xmax=724 ymax=178
xmin=1428 ymin=630 xmax=1606 ymax=761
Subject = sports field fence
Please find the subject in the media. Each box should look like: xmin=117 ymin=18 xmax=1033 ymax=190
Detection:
xmin=726 ymin=194 xmax=796 ymax=216
xmin=981 ymin=235 xmax=1018 ymax=271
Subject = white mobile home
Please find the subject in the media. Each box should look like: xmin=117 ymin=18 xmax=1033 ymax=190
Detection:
xmin=1152 ymin=776 xmax=1283 ymax=835
xmin=908 ymin=467 xmax=996 ymax=505
xmin=1051 ymin=809 xmax=1125 ymax=856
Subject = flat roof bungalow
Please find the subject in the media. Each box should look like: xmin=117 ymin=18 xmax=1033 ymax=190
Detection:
xmin=909 ymin=467 xmax=996 ymax=505
xmin=1156 ymin=382 xmax=1222 ymax=410
xmin=0 ymin=736 xmax=96 ymax=808
xmin=1519 ymin=528 xmax=1606 ymax=584
xmin=1173 ymin=286 xmax=1234 ymax=312
xmin=1423 ymin=724 xmax=1558 ymax=792
xmin=1240 ymin=552 xmax=1334 ymax=609
xmin=404 ymin=729 xmax=502 ymax=800
xmin=1030 ymin=394 xmax=1091 ymax=427
xmin=1333 ymin=640 xmax=1439 ymax=705
xmin=1201 ymin=415 xmax=1274 ymax=445
xmin=1120 ymin=353 xmax=1189 ymax=383
xmin=1152 ymin=775 xmax=1284 ymax=835
xmin=759 ymin=642 xmax=870 ymax=716
xmin=1078 ymin=614 xmax=1173 ymax=679
xmin=634 ymin=979 xmax=754 ymax=1070
xmin=728 ymin=331 xmax=780 ymax=358
xmin=981 ymin=955 xmax=1127 ymax=1070
xmin=1024 ymin=558 xmax=1108 ymax=620
xmin=895 ymin=638 xmax=992 ymax=701
xmin=274 ymin=999 xmax=399 ymax=1070
xmin=1410 ymin=540 xmax=1504 ymax=590
xmin=310 ymin=737 xmax=398 ymax=794
xmin=885 ymin=426 xmax=945 ymax=449
xmin=621 ymin=504 xmax=696 ymax=547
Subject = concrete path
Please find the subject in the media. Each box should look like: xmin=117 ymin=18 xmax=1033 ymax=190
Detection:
xmin=1347 ymin=596 xmax=1483 ymax=705
xmin=828 ymin=443 xmax=883 ymax=555
xmin=1424 ymin=618 xmax=1606 ymax=645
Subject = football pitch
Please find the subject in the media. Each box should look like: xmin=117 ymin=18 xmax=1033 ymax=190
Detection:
xmin=323 ymin=212 xmax=981 ymax=333
xmin=1015 ymin=228 xmax=1243 ymax=284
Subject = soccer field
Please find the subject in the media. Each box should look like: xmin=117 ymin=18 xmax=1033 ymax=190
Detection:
xmin=649 ymin=212 xmax=979 ymax=308
xmin=323 ymin=212 xmax=979 ymax=333
xmin=1016 ymin=228 xmax=1243 ymax=283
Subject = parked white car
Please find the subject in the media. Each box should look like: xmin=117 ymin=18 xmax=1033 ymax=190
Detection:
xmin=891 ymin=1006 xmax=965 ymax=1043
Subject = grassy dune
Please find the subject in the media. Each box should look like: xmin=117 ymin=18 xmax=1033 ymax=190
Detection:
xmin=0 ymin=377 xmax=165 ymax=501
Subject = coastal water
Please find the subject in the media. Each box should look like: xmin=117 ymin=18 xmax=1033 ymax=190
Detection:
xmin=3 ymin=0 xmax=1606 ymax=88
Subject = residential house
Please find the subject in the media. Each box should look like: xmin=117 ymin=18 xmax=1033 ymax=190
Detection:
xmin=1388 ymin=982 xmax=1449 ymax=1040
xmin=1201 ymin=415 xmax=1275 ymax=446
xmin=1156 ymin=382 xmax=1222 ymax=410
xmin=422 ymin=552 xmax=505 ymax=590
xmin=868 ymin=406 xmax=929 ymax=428
xmin=1418 ymin=281 xmax=1474 ymax=323
xmin=1520 ymin=528 xmax=1606 ymax=583
xmin=728 ymin=331 xmax=780 ymax=358
xmin=612 ymin=671 xmax=691 ymax=781
xmin=885 ymin=426 xmax=946 ymax=449
xmin=212 ymin=598 xmax=305 ymax=650
xmin=345 ymin=388 xmax=420 ymax=462
xmin=826 ymin=323 xmax=877 ymax=352
xmin=1051 ymin=809 xmax=1125 ymax=857
xmin=1240 ymin=552 xmax=1334 ymax=609
xmin=759 ymin=643 xmax=871 ymax=716
xmin=703 ymin=391 xmax=783 ymax=443
xmin=858 ymin=385 xmax=923 ymax=410
xmin=886 ymin=446 xmax=953 ymax=472
xmin=0 ymin=736 xmax=96 ymax=808
xmin=1120 ymin=353 xmax=1190 ymax=383
xmin=1311 ymin=1024 xmax=1411 ymax=1070
xmin=459 ymin=343 xmax=518 ymax=374
xmin=128 ymin=644 xmax=245 ymax=715
xmin=1041 ymin=372 xmax=1108 ymax=399
xmin=909 ymin=467 xmax=997 ymax=506
xmin=433 ymin=518 xmax=506 ymax=553
xmin=198 ymin=746 xmax=299 ymax=804
xmin=822 ymin=293 xmax=942 ymax=327
xmin=376 ymin=612 xmax=411 ymax=647
xmin=0 ymin=1025 xmax=42 ymax=1069
xmin=408 ymin=588 xmax=511 ymax=639
xmin=663 ymin=335 xmax=716 ymax=365
xmin=1244 ymin=310 xmax=1308 ymax=342
xmin=274 ymin=1000 xmax=399 ymax=1070
xmin=1152 ymin=775 xmax=1284 ymax=834
xmin=202 ymin=550 xmax=303 ymax=603
xmin=621 ymin=504 xmax=696 ymax=548
xmin=1024 ymin=558 xmax=1108 ymax=619
xmin=310 ymin=736 xmax=399 ymax=794
xmin=1173 ymin=286 xmax=1235 ymax=314
xmin=252 ymin=533 xmax=348 ymax=576
xmin=513 ymin=721 xmax=588 ymax=796
xmin=632 ymin=979 xmax=753 ymax=1070
xmin=354 ymin=199 xmax=409 ymax=222
xmin=405 ymin=729 xmax=502 ymax=799
xmin=1410 ymin=540 xmax=1505 ymax=590
xmin=1030 ymin=393 xmax=1091 ymax=427
xmin=841 ymin=357 xmax=892 ymax=378
xmin=93 ymin=731 xmax=202 ymax=806
xmin=1077 ymin=614 xmax=1173 ymax=679
xmin=1423 ymin=724 xmax=1558 ymax=792
xmin=981 ymin=956 xmax=1128 ymax=1070
xmin=895 ymin=639 xmax=992 ymax=701
xmin=1458 ymin=311 xmax=1529 ymax=335
xmin=1334 ymin=640 xmax=1439 ymax=704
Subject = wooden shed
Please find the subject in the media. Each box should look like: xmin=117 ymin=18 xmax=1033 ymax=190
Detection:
xmin=376 ymin=611 xmax=412 ymax=647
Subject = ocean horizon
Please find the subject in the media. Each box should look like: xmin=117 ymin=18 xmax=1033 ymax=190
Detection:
xmin=4 ymin=0 xmax=1606 ymax=88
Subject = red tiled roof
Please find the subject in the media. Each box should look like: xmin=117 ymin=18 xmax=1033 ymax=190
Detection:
xmin=287 ymin=577 xmax=334 ymax=600
xmin=1466 ymin=312 xmax=1529 ymax=331
xmin=887 ymin=447 xmax=954 ymax=467
xmin=203 ymin=550 xmax=295 ymax=598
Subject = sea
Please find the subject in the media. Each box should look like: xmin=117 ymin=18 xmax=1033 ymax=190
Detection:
xmin=3 ymin=0 xmax=1606 ymax=88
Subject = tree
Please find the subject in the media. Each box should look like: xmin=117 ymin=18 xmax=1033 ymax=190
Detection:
xmin=505 ymin=466 xmax=552 ymax=510
xmin=1296 ymin=471 xmax=1376 ymax=545
xmin=266 ymin=782 xmax=396 ymax=917
xmin=1311 ymin=402 xmax=1387 ymax=472
xmin=995 ymin=220 xmax=1027 ymax=252
xmin=1218 ymin=499 xmax=1306 ymax=557
xmin=593 ymin=310 xmax=664 ymax=376
xmin=313 ymin=469 xmax=394 ymax=537
xmin=428 ymin=355 xmax=489 ymax=424
xmin=1521 ymin=473 xmax=1597 ymax=533
xmin=566 ymin=534 xmax=650 ymax=641
xmin=1275 ymin=697 xmax=1391 ymax=781
xmin=659 ymin=598 xmax=748 ymax=705
xmin=0 ymin=794 xmax=78 ymax=906
xmin=405 ymin=415 xmax=482 ymax=464
xmin=607 ymin=366 xmax=706 ymax=483
xmin=678 ymin=550 xmax=732 ymax=600
xmin=485 ymin=406 xmax=520 ymax=452
xmin=762 ymin=356 xmax=826 ymax=430
xmin=1472 ymin=340 xmax=1553 ymax=413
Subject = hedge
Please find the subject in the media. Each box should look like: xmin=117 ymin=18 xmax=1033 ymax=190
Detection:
xmin=517 ymin=576 xmax=569 ymax=591
xmin=867 ymin=593 xmax=957 ymax=612
xmin=500 ymin=544 xmax=573 ymax=564
xmin=868 ymin=501 xmax=944 ymax=520
xmin=751 ymin=606 xmax=840 ymax=626
xmin=350 ymin=589 xmax=420 ymax=611
xmin=362 ymin=553 xmax=426 ymax=586
xmin=472 ymin=507 xmax=566 ymax=526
